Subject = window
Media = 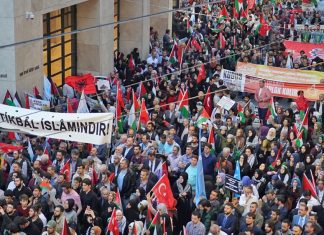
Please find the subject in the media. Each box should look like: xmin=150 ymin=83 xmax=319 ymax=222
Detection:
xmin=43 ymin=6 xmax=77 ymax=86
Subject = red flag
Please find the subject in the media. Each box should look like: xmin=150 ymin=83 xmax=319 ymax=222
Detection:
xmin=303 ymin=173 xmax=318 ymax=197
xmin=191 ymin=38 xmax=202 ymax=52
xmin=139 ymin=81 xmax=147 ymax=98
xmin=197 ymin=64 xmax=206 ymax=83
xmin=60 ymin=161 xmax=71 ymax=182
xmin=25 ymin=95 xmax=30 ymax=109
xmin=133 ymin=221 xmax=137 ymax=235
xmin=117 ymin=81 xmax=125 ymax=109
xmin=128 ymin=54 xmax=135 ymax=71
xmin=33 ymin=86 xmax=40 ymax=97
xmin=108 ymin=172 xmax=115 ymax=182
xmin=183 ymin=226 xmax=188 ymax=235
xmin=203 ymin=87 xmax=212 ymax=116
xmin=50 ymin=80 xmax=60 ymax=97
xmin=138 ymin=99 xmax=150 ymax=130
xmin=162 ymin=161 xmax=168 ymax=178
xmin=247 ymin=0 xmax=255 ymax=10
xmin=65 ymin=74 xmax=96 ymax=94
xmin=107 ymin=208 xmax=119 ymax=235
xmin=233 ymin=6 xmax=239 ymax=18
xmin=0 ymin=143 xmax=24 ymax=153
xmin=91 ymin=167 xmax=98 ymax=185
xmin=218 ymin=32 xmax=226 ymax=49
xmin=67 ymin=98 xmax=74 ymax=113
xmin=61 ymin=218 xmax=69 ymax=235
xmin=132 ymin=89 xmax=140 ymax=111
xmin=151 ymin=174 xmax=176 ymax=210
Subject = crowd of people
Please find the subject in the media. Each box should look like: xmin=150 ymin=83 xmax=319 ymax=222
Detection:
xmin=0 ymin=0 xmax=324 ymax=235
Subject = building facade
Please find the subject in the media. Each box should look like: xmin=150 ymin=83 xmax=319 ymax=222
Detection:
xmin=0 ymin=0 xmax=172 ymax=102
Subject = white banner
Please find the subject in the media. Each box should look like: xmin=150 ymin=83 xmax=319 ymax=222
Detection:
xmin=29 ymin=97 xmax=50 ymax=111
xmin=220 ymin=69 xmax=246 ymax=92
xmin=217 ymin=96 xmax=235 ymax=111
xmin=0 ymin=104 xmax=113 ymax=144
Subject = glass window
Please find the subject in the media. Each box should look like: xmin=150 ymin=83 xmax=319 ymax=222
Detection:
xmin=43 ymin=5 xmax=77 ymax=86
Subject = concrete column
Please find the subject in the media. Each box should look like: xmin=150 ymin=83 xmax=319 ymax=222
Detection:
xmin=150 ymin=0 xmax=173 ymax=39
xmin=0 ymin=0 xmax=43 ymax=102
xmin=119 ymin=0 xmax=150 ymax=59
xmin=77 ymin=0 xmax=114 ymax=76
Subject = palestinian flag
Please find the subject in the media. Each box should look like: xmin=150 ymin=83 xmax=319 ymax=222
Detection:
xmin=3 ymin=90 xmax=14 ymax=106
xmin=177 ymin=90 xmax=190 ymax=119
xmin=208 ymin=128 xmax=215 ymax=154
xmin=13 ymin=92 xmax=22 ymax=107
xmin=187 ymin=19 xmax=192 ymax=34
xmin=196 ymin=108 xmax=211 ymax=127
xmin=197 ymin=64 xmax=206 ymax=83
xmin=235 ymin=0 xmax=244 ymax=16
xmin=169 ymin=42 xmax=178 ymax=64
xmin=116 ymin=188 xmax=123 ymax=211
xmin=237 ymin=103 xmax=246 ymax=124
xmin=233 ymin=5 xmax=240 ymax=18
xmin=128 ymin=89 xmax=140 ymax=130
xmin=177 ymin=45 xmax=184 ymax=69
xmin=240 ymin=9 xmax=248 ymax=23
xmin=266 ymin=97 xmax=277 ymax=120
xmin=296 ymin=129 xmax=304 ymax=148
xmin=218 ymin=32 xmax=226 ymax=49
xmin=299 ymin=108 xmax=309 ymax=140
xmin=218 ymin=6 xmax=229 ymax=23
xmin=149 ymin=212 xmax=159 ymax=231
xmin=138 ymin=99 xmax=150 ymax=130
xmin=303 ymin=173 xmax=318 ymax=197
xmin=255 ymin=15 xmax=270 ymax=37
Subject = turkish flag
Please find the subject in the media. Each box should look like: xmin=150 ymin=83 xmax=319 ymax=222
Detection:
xmin=0 ymin=143 xmax=24 ymax=153
xmin=61 ymin=218 xmax=69 ymax=235
xmin=151 ymin=174 xmax=176 ymax=210
xmin=65 ymin=74 xmax=97 ymax=94
xmin=60 ymin=161 xmax=71 ymax=182
xmin=107 ymin=208 xmax=119 ymax=235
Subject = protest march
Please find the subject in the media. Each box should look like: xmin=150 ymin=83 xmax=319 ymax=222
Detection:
xmin=0 ymin=0 xmax=324 ymax=235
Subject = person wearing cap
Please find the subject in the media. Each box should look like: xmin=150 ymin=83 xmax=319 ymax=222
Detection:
xmin=42 ymin=220 xmax=59 ymax=235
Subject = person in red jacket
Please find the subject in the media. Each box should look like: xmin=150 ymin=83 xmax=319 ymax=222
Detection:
xmin=296 ymin=90 xmax=309 ymax=111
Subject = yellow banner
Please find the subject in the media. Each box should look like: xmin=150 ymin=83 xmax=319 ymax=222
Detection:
xmin=236 ymin=62 xmax=324 ymax=84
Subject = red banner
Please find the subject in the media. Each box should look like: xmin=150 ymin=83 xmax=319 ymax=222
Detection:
xmin=0 ymin=143 xmax=24 ymax=153
xmin=284 ymin=40 xmax=324 ymax=60
xmin=244 ymin=75 xmax=324 ymax=101
xmin=65 ymin=74 xmax=97 ymax=94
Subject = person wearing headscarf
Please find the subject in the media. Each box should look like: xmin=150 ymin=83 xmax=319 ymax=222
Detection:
xmin=128 ymin=221 xmax=143 ymax=235
xmin=172 ymin=172 xmax=192 ymax=232
xmin=287 ymin=177 xmax=302 ymax=209
xmin=311 ymin=122 xmax=322 ymax=145
xmin=246 ymin=127 xmax=259 ymax=148
xmin=63 ymin=198 xmax=77 ymax=225
xmin=277 ymin=164 xmax=290 ymax=186
xmin=124 ymin=199 xmax=140 ymax=224
xmin=261 ymin=128 xmax=276 ymax=155
xmin=214 ymin=173 xmax=230 ymax=204
xmin=252 ymin=169 xmax=267 ymax=198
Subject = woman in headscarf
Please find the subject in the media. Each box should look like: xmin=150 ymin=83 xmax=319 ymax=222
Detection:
xmin=246 ymin=127 xmax=259 ymax=149
xmin=311 ymin=122 xmax=321 ymax=146
xmin=277 ymin=164 xmax=290 ymax=186
xmin=287 ymin=177 xmax=302 ymax=209
xmin=214 ymin=173 xmax=230 ymax=204
xmin=298 ymin=144 xmax=309 ymax=162
xmin=128 ymin=221 xmax=143 ymax=235
xmin=261 ymin=128 xmax=276 ymax=155
xmin=252 ymin=169 xmax=267 ymax=197
xmin=63 ymin=198 xmax=77 ymax=225
xmin=125 ymin=199 xmax=140 ymax=223
xmin=238 ymin=153 xmax=251 ymax=177
xmin=172 ymin=172 xmax=192 ymax=232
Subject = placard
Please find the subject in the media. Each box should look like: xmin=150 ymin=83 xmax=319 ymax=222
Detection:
xmin=224 ymin=174 xmax=241 ymax=194
xmin=217 ymin=96 xmax=235 ymax=111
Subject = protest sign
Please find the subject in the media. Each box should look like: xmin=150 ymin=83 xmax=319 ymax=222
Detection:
xmin=217 ymin=96 xmax=235 ymax=111
xmin=0 ymin=104 xmax=113 ymax=145
xmin=220 ymin=69 xmax=324 ymax=101
xmin=97 ymin=79 xmax=111 ymax=91
xmin=224 ymin=174 xmax=241 ymax=194
xmin=28 ymin=97 xmax=50 ymax=111
xmin=236 ymin=62 xmax=324 ymax=84
xmin=220 ymin=69 xmax=245 ymax=92
xmin=284 ymin=40 xmax=324 ymax=60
